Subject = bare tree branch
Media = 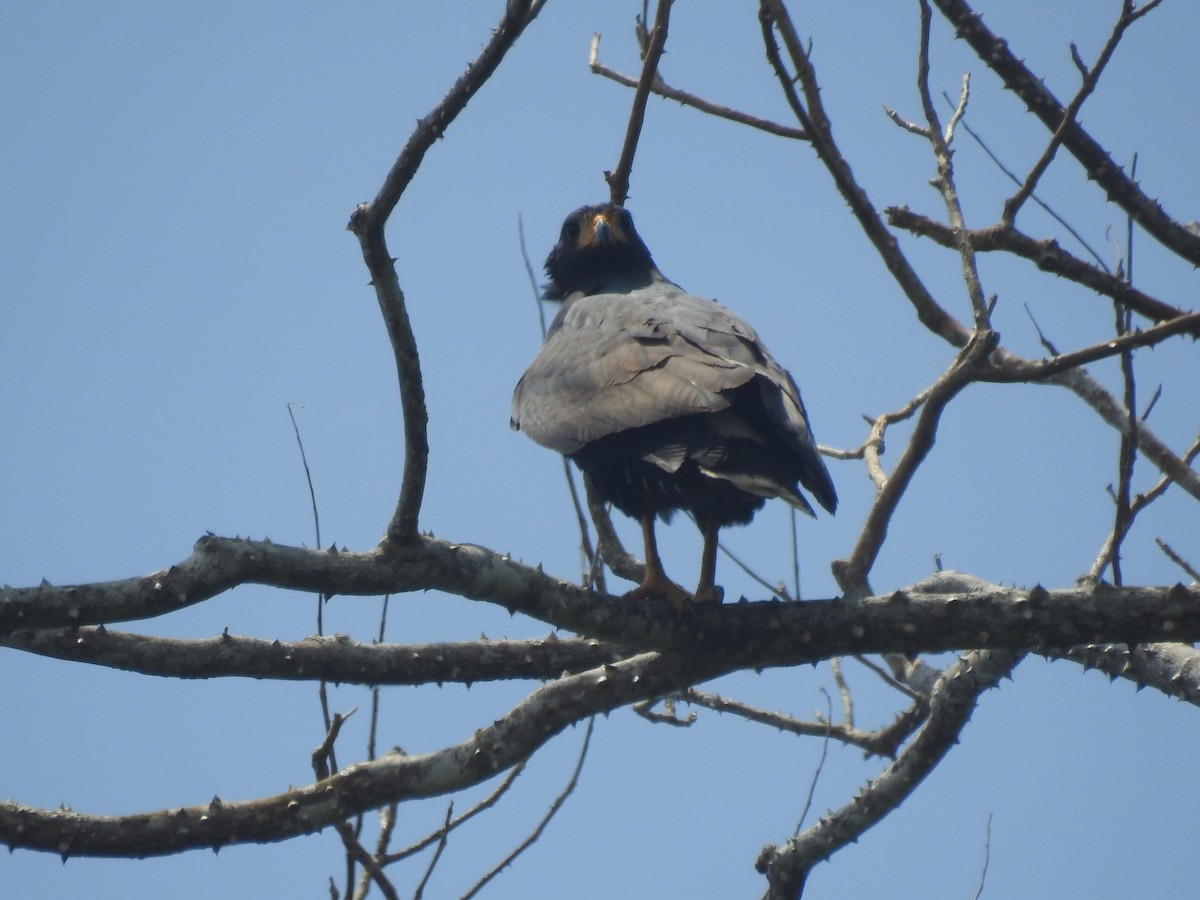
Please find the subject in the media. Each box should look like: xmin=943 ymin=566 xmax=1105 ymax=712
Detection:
xmin=1002 ymin=2 xmax=1141 ymax=224
xmin=1048 ymin=366 xmax=1200 ymax=503
xmin=680 ymin=687 xmax=921 ymax=758
xmin=915 ymin=0 xmax=990 ymax=329
xmin=461 ymin=717 xmax=594 ymax=898
xmin=1089 ymin=435 xmax=1200 ymax=582
xmin=1157 ymin=539 xmax=1200 ymax=583
xmin=759 ymin=0 xmax=972 ymax=349
xmin=4 ymin=537 xmax=1200 ymax=659
xmin=1051 ymin=642 xmax=1200 ymax=707
xmin=834 ymin=332 xmax=997 ymax=593
xmin=0 ymin=628 xmax=628 ymax=685
xmin=929 ymin=0 xmax=1200 ymax=265
xmin=589 ymin=33 xmax=808 ymax=141
xmin=757 ymin=649 xmax=1020 ymax=899
xmin=345 ymin=1 xmax=545 ymax=542
xmin=605 ymin=0 xmax=673 ymax=207
xmin=381 ymin=763 xmax=527 ymax=866
xmin=884 ymin=208 xmax=1195 ymax=329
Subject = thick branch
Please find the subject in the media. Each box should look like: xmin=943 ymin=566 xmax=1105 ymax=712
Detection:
xmin=1051 ymin=642 xmax=1200 ymax=708
xmin=0 ymin=628 xmax=626 ymax=686
xmin=3 ymin=537 xmax=1199 ymax=659
xmin=0 ymin=652 xmax=705 ymax=860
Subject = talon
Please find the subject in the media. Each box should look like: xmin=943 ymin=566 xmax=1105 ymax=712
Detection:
xmin=626 ymin=578 xmax=692 ymax=615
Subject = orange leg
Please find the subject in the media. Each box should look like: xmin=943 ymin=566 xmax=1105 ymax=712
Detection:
xmin=625 ymin=509 xmax=691 ymax=614
xmin=693 ymin=516 xmax=724 ymax=605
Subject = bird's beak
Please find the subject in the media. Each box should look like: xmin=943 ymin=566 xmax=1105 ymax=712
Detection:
xmin=592 ymin=213 xmax=612 ymax=244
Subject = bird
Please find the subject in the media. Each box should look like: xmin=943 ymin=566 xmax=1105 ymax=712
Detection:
xmin=511 ymin=203 xmax=836 ymax=612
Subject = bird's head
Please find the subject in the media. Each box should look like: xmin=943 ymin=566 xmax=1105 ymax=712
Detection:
xmin=542 ymin=203 xmax=657 ymax=300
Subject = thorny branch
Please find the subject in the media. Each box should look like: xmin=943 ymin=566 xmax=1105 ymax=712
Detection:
xmin=757 ymin=649 xmax=1021 ymax=898
xmin=1000 ymin=0 xmax=1143 ymax=225
xmin=461 ymin=718 xmax=595 ymax=899
xmin=4 ymin=2 xmax=1197 ymax=897
xmin=929 ymin=0 xmax=1200 ymax=265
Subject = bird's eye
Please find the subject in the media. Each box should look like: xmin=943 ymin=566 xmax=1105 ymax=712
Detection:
xmin=616 ymin=208 xmax=633 ymax=230
xmin=563 ymin=220 xmax=582 ymax=242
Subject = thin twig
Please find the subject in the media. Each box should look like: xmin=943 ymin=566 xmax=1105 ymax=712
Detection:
xmin=288 ymin=404 xmax=339 ymax=773
xmin=411 ymin=803 xmax=452 ymax=900
xmin=978 ymin=311 xmax=1200 ymax=384
xmin=681 ymin=688 xmax=911 ymax=758
xmin=829 ymin=658 xmax=853 ymax=726
xmin=1110 ymin=168 xmax=1140 ymax=585
xmin=971 ymin=812 xmax=993 ymax=900
xmin=634 ymin=697 xmax=696 ymax=726
xmin=461 ymin=718 xmax=596 ymax=899
xmin=758 ymin=650 xmax=1020 ymax=897
xmin=794 ymin=689 xmax=832 ymax=835
xmin=852 ymin=655 xmax=925 ymax=703
xmin=834 ymin=333 xmax=999 ymax=594
xmin=929 ymin=0 xmax=1199 ymax=265
xmin=916 ymin=0 xmax=990 ymax=329
xmin=354 ymin=803 xmax=399 ymax=900
xmin=381 ymin=762 xmax=528 ymax=865
xmin=312 ymin=708 xmax=357 ymax=781
xmin=1003 ymin=2 xmax=1148 ymax=224
xmin=606 ymin=0 xmax=674 ymax=207
xmin=517 ymin=213 xmax=548 ymax=340
xmin=590 ymin=33 xmax=808 ymax=141
xmin=1022 ymin=303 xmax=1060 ymax=356
xmin=883 ymin=105 xmax=930 ymax=138
xmin=334 ymin=819 xmax=399 ymax=900
xmin=760 ymin=0 xmax=972 ymax=351
xmin=287 ymin=403 xmax=323 ymax=551
xmin=1156 ymin=539 xmax=1200 ymax=583
xmin=941 ymin=93 xmax=1110 ymax=271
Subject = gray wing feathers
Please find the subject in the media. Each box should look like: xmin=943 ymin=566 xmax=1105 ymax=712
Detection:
xmin=512 ymin=286 xmax=767 ymax=454
xmin=512 ymin=284 xmax=824 ymax=481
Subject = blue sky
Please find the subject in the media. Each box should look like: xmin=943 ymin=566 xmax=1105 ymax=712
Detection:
xmin=3 ymin=2 xmax=1198 ymax=897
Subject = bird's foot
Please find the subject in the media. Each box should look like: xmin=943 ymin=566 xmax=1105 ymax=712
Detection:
xmin=692 ymin=584 xmax=724 ymax=606
xmin=625 ymin=575 xmax=693 ymax=615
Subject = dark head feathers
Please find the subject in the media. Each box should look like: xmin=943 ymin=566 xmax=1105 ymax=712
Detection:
xmin=542 ymin=203 xmax=658 ymax=300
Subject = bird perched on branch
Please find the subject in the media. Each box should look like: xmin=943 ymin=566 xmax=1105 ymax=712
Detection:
xmin=512 ymin=203 xmax=836 ymax=612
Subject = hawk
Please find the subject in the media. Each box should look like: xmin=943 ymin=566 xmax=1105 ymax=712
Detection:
xmin=512 ymin=203 xmax=836 ymax=611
